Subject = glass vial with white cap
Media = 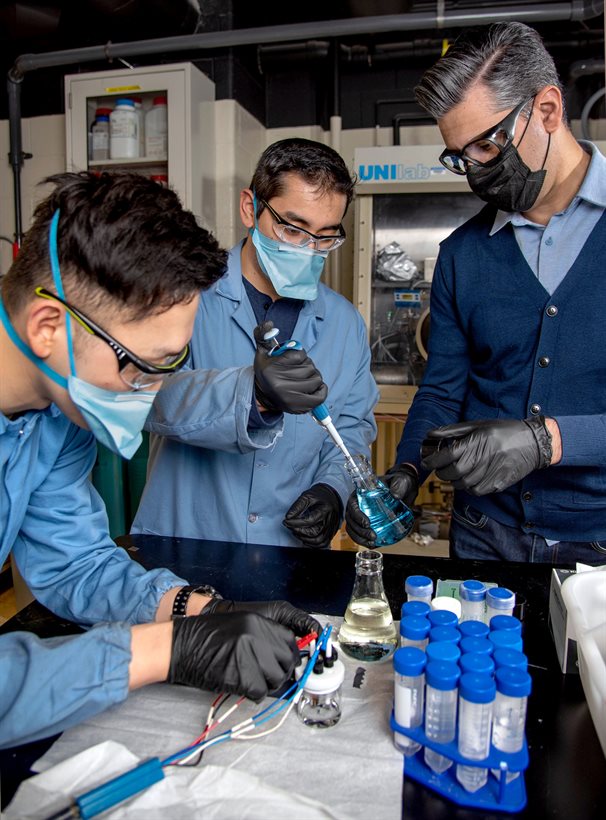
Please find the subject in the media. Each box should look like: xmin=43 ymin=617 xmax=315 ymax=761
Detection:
xmin=393 ymin=647 xmax=426 ymax=755
xmin=456 ymin=673 xmax=496 ymax=793
xmin=405 ymin=575 xmax=433 ymax=605
xmin=491 ymin=668 xmax=532 ymax=782
xmin=424 ymin=659 xmax=460 ymax=773
xmin=459 ymin=580 xmax=487 ymax=623
xmin=486 ymin=587 xmax=516 ymax=623
xmin=296 ymin=638 xmax=345 ymax=728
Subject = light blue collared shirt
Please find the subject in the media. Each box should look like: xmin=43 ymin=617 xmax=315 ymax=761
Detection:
xmin=490 ymin=141 xmax=606 ymax=295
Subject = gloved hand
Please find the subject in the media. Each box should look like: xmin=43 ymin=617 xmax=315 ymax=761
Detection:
xmin=345 ymin=463 xmax=419 ymax=546
xmin=253 ymin=321 xmax=328 ymax=414
xmin=282 ymin=483 xmax=342 ymax=548
xmin=168 ymin=611 xmax=299 ymax=702
xmin=421 ymin=416 xmax=552 ymax=495
xmin=202 ymin=599 xmax=321 ymax=638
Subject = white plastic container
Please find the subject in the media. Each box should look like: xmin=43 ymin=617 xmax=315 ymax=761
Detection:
xmin=561 ymin=569 xmax=606 ymax=757
xmin=491 ymin=667 xmax=532 ymax=782
xmin=393 ymin=647 xmax=426 ymax=756
xmin=91 ymin=114 xmax=110 ymax=160
xmin=145 ymin=95 xmax=168 ymax=160
xmin=456 ymin=673 xmax=495 ymax=793
xmin=424 ymin=660 xmax=460 ymax=773
xmin=110 ymin=99 xmax=139 ymax=159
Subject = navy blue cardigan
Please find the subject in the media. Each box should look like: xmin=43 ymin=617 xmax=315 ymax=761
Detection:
xmin=397 ymin=204 xmax=606 ymax=541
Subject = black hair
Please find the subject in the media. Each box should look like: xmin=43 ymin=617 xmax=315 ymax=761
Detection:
xmin=250 ymin=138 xmax=355 ymax=217
xmin=415 ymin=22 xmax=564 ymax=121
xmin=2 ymin=171 xmax=227 ymax=318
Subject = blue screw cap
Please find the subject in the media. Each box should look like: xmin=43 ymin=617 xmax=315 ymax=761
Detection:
xmin=489 ymin=631 xmax=523 ymax=652
xmin=496 ymin=667 xmax=532 ymax=697
xmin=405 ymin=575 xmax=433 ymax=596
xmin=490 ymin=614 xmax=522 ymax=634
xmin=493 ymin=648 xmax=528 ymax=672
xmin=401 ymin=600 xmax=431 ymax=619
xmin=426 ymin=660 xmax=460 ymax=691
xmin=460 ymin=672 xmax=496 ymax=704
xmin=426 ymin=641 xmax=461 ymax=665
xmin=427 ymin=609 xmax=458 ymax=628
xmin=459 ymin=579 xmax=487 ymax=602
xmin=460 ymin=636 xmax=494 ymax=656
xmin=486 ymin=587 xmax=516 ymax=609
xmin=400 ymin=615 xmax=431 ymax=640
xmin=459 ymin=620 xmax=489 ymax=640
xmin=459 ymin=652 xmax=496 ymax=677
xmin=393 ymin=646 xmax=427 ymax=677
xmin=429 ymin=626 xmax=461 ymax=645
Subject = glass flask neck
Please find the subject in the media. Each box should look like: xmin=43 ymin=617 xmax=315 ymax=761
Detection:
xmin=345 ymin=453 xmax=381 ymax=491
xmin=351 ymin=549 xmax=388 ymax=601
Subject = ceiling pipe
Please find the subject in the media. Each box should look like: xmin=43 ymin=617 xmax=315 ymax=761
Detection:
xmin=7 ymin=0 xmax=605 ymax=245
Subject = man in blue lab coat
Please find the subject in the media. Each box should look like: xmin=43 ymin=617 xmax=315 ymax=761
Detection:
xmin=133 ymin=139 xmax=379 ymax=547
xmin=0 ymin=172 xmax=318 ymax=748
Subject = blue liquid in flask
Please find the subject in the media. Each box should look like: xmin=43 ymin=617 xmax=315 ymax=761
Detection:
xmin=357 ymin=483 xmax=414 ymax=546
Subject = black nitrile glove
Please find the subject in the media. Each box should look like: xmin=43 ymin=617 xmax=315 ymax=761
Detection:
xmin=253 ymin=321 xmax=328 ymax=414
xmin=421 ymin=417 xmax=552 ymax=495
xmin=282 ymin=483 xmax=342 ymax=548
xmin=202 ymin=599 xmax=321 ymax=638
xmin=168 ymin=611 xmax=299 ymax=702
xmin=345 ymin=464 xmax=419 ymax=546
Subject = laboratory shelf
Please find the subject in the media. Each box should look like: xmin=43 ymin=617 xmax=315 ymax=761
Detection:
xmin=89 ymin=157 xmax=168 ymax=168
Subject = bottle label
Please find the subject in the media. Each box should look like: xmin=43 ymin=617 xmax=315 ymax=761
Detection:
xmin=394 ymin=685 xmax=412 ymax=726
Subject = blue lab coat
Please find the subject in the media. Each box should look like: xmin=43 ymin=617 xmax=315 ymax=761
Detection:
xmin=0 ymin=406 xmax=187 ymax=747
xmin=132 ymin=244 xmax=379 ymax=546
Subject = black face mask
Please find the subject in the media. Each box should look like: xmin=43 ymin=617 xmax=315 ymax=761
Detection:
xmin=467 ymin=135 xmax=550 ymax=213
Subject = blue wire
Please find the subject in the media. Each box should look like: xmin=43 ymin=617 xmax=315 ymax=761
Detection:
xmin=161 ymin=625 xmax=332 ymax=767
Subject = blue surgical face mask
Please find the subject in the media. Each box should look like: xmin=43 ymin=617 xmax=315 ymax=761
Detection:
xmin=250 ymin=195 xmax=328 ymax=301
xmin=0 ymin=211 xmax=155 ymax=460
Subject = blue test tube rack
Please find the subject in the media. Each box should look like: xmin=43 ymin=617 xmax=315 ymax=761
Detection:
xmin=390 ymin=711 xmax=528 ymax=812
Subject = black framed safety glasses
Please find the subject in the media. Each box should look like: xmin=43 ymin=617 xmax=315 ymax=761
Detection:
xmin=261 ymin=199 xmax=346 ymax=251
xmin=439 ymin=97 xmax=535 ymax=175
xmin=35 ymin=287 xmax=189 ymax=389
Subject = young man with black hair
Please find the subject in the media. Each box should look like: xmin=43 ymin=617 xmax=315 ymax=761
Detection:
xmin=133 ymin=138 xmax=378 ymax=548
xmin=346 ymin=22 xmax=606 ymax=564
xmin=0 ymin=171 xmax=319 ymax=748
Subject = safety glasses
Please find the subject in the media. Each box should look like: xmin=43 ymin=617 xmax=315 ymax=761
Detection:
xmin=439 ymin=97 xmax=534 ymax=175
xmin=261 ymin=199 xmax=346 ymax=251
xmin=35 ymin=287 xmax=189 ymax=390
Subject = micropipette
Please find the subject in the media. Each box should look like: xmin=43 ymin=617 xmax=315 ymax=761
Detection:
xmin=262 ymin=326 xmax=366 ymax=484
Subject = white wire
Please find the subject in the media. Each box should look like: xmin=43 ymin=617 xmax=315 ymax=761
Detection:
xmin=176 ymin=699 xmax=247 ymax=766
xmin=232 ymin=701 xmax=295 ymax=740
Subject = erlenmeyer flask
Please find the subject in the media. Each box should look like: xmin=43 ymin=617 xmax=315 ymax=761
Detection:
xmin=338 ymin=549 xmax=398 ymax=662
xmin=346 ymin=454 xmax=414 ymax=546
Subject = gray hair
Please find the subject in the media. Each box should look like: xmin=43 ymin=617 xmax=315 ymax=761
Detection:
xmin=415 ymin=22 xmax=564 ymax=120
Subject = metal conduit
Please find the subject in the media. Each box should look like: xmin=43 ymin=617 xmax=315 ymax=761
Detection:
xmin=7 ymin=0 xmax=605 ymax=245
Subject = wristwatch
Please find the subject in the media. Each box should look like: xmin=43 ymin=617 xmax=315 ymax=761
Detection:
xmin=171 ymin=584 xmax=222 ymax=619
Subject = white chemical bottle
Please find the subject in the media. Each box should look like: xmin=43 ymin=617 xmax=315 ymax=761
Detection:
xmin=110 ymin=99 xmax=139 ymax=159
xmin=91 ymin=114 xmax=110 ymax=161
xmin=145 ymin=95 xmax=168 ymax=160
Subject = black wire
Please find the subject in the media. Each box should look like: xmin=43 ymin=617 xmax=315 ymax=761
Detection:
xmin=177 ymin=693 xmax=233 ymax=767
xmin=42 ymin=804 xmax=79 ymax=820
